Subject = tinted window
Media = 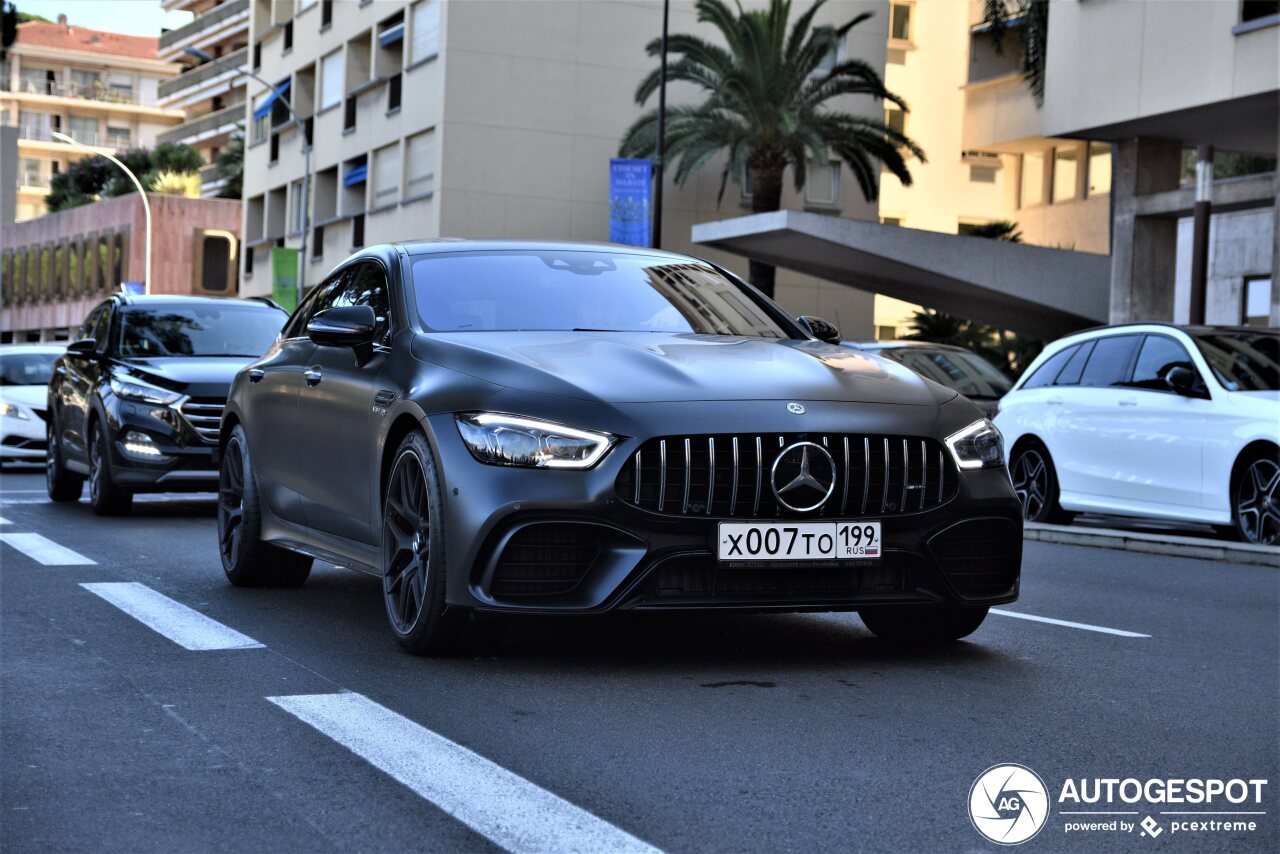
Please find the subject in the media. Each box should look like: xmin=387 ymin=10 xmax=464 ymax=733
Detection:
xmin=118 ymin=305 xmax=286 ymax=358
xmin=1127 ymin=335 xmax=1197 ymax=391
xmin=1079 ymin=335 xmax=1140 ymax=387
xmin=282 ymin=280 xmax=336 ymax=340
xmin=1193 ymin=330 xmax=1280 ymax=391
xmin=77 ymin=304 xmax=108 ymax=342
xmin=412 ymin=250 xmax=789 ymax=338
xmin=1054 ymin=340 xmax=1094 ymax=386
xmin=1021 ymin=344 xmax=1079 ymax=389
xmin=324 ymin=263 xmax=391 ymax=345
xmin=889 ymin=348 xmax=1012 ymax=398
xmin=0 ymin=352 xmax=58 ymax=386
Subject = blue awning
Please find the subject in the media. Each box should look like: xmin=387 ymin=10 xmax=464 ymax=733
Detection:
xmin=378 ymin=22 xmax=405 ymax=46
xmin=344 ymin=163 xmax=367 ymax=186
xmin=252 ymin=80 xmax=291 ymax=120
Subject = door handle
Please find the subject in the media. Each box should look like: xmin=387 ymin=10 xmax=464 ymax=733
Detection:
xmin=304 ymin=367 xmax=323 ymax=387
xmin=248 ymin=368 xmax=264 ymax=383
xmin=1118 ymin=398 xmax=1138 ymax=406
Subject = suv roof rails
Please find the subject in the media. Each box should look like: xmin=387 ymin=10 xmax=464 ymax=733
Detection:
xmin=114 ymin=285 xmax=133 ymax=306
xmin=245 ymin=295 xmax=286 ymax=311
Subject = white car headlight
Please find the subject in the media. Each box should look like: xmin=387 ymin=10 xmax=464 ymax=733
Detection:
xmin=0 ymin=401 xmax=31 ymax=421
xmin=945 ymin=418 xmax=1004 ymax=470
xmin=455 ymin=412 xmax=616 ymax=469
xmin=109 ymin=376 xmax=184 ymax=406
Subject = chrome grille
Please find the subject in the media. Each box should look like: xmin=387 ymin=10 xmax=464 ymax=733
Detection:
xmin=616 ymin=433 xmax=957 ymax=518
xmin=179 ymin=397 xmax=225 ymax=443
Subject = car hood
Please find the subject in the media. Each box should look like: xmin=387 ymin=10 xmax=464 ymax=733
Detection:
xmin=412 ymin=331 xmax=954 ymax=406
xmin=116 ymin=356 xmax=256 ymax=390
xmin=0 ymin=385 xmax=49 ymax=408
xmin=1227 ymin=389 xmax=1280 ymax=412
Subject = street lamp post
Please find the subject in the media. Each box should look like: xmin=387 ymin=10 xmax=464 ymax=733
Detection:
xmin=184 ymin=46 xmax=310 ymax=308
xmin=53 ymin=131 xmax=152 ymax=294
xmin=652 ymin=0 xmax=669 ymax=250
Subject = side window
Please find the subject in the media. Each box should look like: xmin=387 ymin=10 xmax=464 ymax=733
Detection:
xmin=328 ymin=262 xmax=391 ymax=346
xmin=1021 ymin=344 xmax=1078 ymax=389
xmin=95 ymin=305 xmax=116 ymax=353
xmin=77 ymin=304 xmax=108 ymax=342
xmin=1079 ymin=334 xmax=1140 ymax=388
xmin=283 ymin=277 xmax=339 ymax=339
xmin=1054 ymin=340 xmax=1094 ymax=386
xmin=1127 ymin=335 xmax=1198 ymax=391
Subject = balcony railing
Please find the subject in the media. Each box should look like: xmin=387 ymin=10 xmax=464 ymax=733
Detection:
xmin=156 ymin=102 xmax=244 ymax=145
xmin=9 ymin=79 xmax=144 ymax=106
xmin=159 ymin=0 xmax=249 ymax=51
xmin=159 ymin=46 xmax=249 ymax=100
xmin=19 ymin=124 xmax=136 ymax=151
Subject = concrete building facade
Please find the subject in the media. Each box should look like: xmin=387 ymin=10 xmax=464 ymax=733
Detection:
xmin=0 ymin=17 xmax=184 ymax=221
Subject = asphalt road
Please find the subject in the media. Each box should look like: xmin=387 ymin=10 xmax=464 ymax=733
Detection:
xmin=2 ymin=464 xmax=1277 ymax=853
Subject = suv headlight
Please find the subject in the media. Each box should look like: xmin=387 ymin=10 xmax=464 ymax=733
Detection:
xmin=0 ymin=401 xmax=31 ymax=420
xmin=455 ymin=412 xmax=615 ymax=469
xmin=109 ymin=376 xmax=184 ymax=406
xmin=945 ymin=418 xmax=1004 ymax=470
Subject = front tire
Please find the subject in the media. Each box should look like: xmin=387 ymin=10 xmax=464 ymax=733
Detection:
xmin=860 ymin=605 xmax=989 ymax=642
xmin=88 ymin=421 xmax=132 ymax=516
xmin=1009 ymin=440 xmax=1073 ymax=524
xmin=218 ymin=425 xmax=312 ymax=586
xmin=1232 ymin=447 xmax=1280 ymax=545
xmin=46 ymin=418 xmax=84 ymax=502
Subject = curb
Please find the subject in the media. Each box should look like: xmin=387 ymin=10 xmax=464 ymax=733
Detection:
xmin=1024 ymin=523 xmax=1280 ymax=568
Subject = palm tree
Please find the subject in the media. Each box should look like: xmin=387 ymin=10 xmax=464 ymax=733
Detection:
xmin=619 ymin=0 xmax=924 ymax=298
xmin=964 ymin=219 xmax=1022 ymax=242
xmin=981 ymin=0 xmax=1050 ymax=104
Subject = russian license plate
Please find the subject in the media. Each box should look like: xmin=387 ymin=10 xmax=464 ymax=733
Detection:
xmin=716 ymin=521 xmax=882 ymax=561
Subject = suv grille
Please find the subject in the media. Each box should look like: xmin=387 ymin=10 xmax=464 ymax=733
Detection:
xmin=179 ymin=397 xmax=224 ymax=444
xmin=616 ymin=433 xmax=957 ymax=518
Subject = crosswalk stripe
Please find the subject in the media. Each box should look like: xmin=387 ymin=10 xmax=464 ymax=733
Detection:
xmin=990 ymin=608 xmax=1150 ymax=638
xmin=0 ymin=532 xmax=95 ymax=565
xmin=80 ymin=582 xmax=264 ymax=650
xmin=268 ymin=692 xmax=661 ymax=854
xmin=0 ymin=516 xmax=10 ymax=525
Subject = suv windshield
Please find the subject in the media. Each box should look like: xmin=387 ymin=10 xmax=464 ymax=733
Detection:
xmin=412 ymin=250 xmax=790 ymax=338
xmin=0 ymin=351 xmax=59 ymax=386
xmin=118 ymin=305 xmax=286 ymax=358
xmin=1192 ymin=330 xmax=1280 ymax=391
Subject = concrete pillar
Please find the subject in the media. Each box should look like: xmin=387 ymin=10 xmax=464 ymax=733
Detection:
xmin=1271 ymin=113 xmax=1280 ymax=327
xmin=1108 ymin=137 xmax=1183 ymax=323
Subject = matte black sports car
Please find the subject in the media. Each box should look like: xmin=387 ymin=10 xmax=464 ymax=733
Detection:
xmin=219 ymin=241 xmax=1022 ymax=654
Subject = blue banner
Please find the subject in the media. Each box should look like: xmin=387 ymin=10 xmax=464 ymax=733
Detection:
xmin=609 ymin=158 xmax=652 ymax=247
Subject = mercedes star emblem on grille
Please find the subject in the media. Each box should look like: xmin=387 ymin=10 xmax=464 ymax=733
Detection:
xmin=770 ymin=441 xmax=837 ymax=512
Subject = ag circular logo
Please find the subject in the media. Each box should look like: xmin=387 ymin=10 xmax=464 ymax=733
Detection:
xmin=786 ymin=402 xmax=806 ymax=414
xmin=968 ymin=764 xmax=1050 ymax=845
xmin=770 ymin=441 xmax=836 ymax=512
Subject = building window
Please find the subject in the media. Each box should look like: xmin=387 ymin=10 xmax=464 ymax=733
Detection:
xmin=106 ymin=126 xmax=130 ymax=149
xmin=284 ymin=20 xmax=294 ymax=52
xmin=1243 ymin=277 xmax=1272 ymax=327
xmin=67 ymin=116 xmax=98 ymax=146
xmin=804 ymin=160 xmax=840 ymax=207
xmin=108 ymin=73 xmax=133 ymax=102
xmin=70 ymin=69 xmax=100 ymax=98
xmin=372 ymin=142 xmax=400 ymax=206
xmin=885 ymin=105 xmax=905 ymax=137
xmin=889 ymin=1 xmax=913 ymax=44
xmin=1020 ymin=151 xmax=1045 ymax=208
xmin=289 ymin=179 xmax=306 ymax=234
xmin=1052 ymin=146 xmax=1078 ymax=203
xmin=20 ymin=158 xmax=42 ymax=187
xmin=19 ymin=65 xmax=53 ymax=95
xmin=969 ymin=164 xmax=997 ymax=183
xmin=410 ymin=0 xmax=441 ymax=64
xmin=876 ymin=325 xmax=898 ymax=341
xmin=1087 ymin=142 xmax=1111 ymax=197
xmin=321 ymin=0 xmax=333 ymax=27
xmin=252 ymin=90 xmax=270 ymax=143
xmin=1241 ymin=1 xmax=1280 ymax=23
xmin=880 ymin=216 xmax=902 ymax=226
xmin=405 ymin=129 xmax=435 ymax=198
xmin=320 ymin=49 xmax=344 ymax=110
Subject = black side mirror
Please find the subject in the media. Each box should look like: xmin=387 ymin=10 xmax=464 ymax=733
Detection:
xmin=308 ymin=305 xmax=378 ymax=349
xmin=1164 ymin=365 xmax=1196 ymax=396
xmin=798 ymin=315 xmax=841 ymax=344
xmin=66 ymin=338 xmax=96 ymax=355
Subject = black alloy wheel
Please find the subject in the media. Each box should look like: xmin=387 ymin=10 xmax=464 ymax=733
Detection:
xmin=1009 ymin=442 xmax=1071 ymax=524
xmin=45 ymin=418 xmax=84 ymax=502
xmin=88 ymin=422 xmax=132 ymax=516
xmin=383 ymin=445 xmax=433 ymax=636
xmin=1235 ymin=453 xmax=1280 ymax=545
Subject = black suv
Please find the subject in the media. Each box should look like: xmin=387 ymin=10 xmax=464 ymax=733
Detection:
xmin=46 ymin=294 xmax=287 ymax=515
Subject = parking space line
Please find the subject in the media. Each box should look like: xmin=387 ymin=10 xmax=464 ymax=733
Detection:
xmin=80 ymin=582 xmax=265 ymax=650
xmin=0 ymin=532 xmax=95 ymax=565
xmin=268 ymin=692 xmax=661 ymax=854
xmin=991 ymin=608 xmax=1150 ymax=638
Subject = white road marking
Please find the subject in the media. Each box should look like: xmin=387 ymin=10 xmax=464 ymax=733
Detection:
xmin=991 ymin=608 xmax=1150 ymax=638
xmin=268 ymin=692 xmax=661 ymax=854
xmin=80 ymin=582 xmax=264 ymax=650
xmin=0 ymin=532 xmax=95 ymax=565
xmin=0 ymin=516 xmax=9 ymax=525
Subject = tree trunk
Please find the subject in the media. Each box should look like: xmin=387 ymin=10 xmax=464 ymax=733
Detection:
xmin=747 ymin=158 xmax=786 ymax=299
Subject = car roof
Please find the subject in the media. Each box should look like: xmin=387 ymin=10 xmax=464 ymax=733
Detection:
xmin=394 ymin=238 xmax=704 ymax=264
xmin=1073 ymin=321 xmax=1269 ymax=336
xmin=0 ymin=343 xmax=65 ymax=353
xmin=110 ymin=294 xmax=283 ymax=310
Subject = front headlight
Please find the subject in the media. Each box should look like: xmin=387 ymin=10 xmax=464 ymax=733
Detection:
xmin=109 ymin=375 xmax=184 ymax=406
xmin=455 ymin=412 xmax=616 ymax=469
xmin=945 ymin=418 xmax=1004 ymax=470
xmin=0 ymin=401 xmax=31 ymax=420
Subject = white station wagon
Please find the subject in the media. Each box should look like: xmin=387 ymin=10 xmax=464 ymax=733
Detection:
xmin=994 ymin=324 xmax=1279 ymax=544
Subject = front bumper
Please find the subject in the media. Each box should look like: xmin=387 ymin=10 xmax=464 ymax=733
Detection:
xmin=1 ymin=410 xmax=48 ymax=459
xmin=102 ymin=398 xmax=220 ymax=492
xmin=425 ymin=403 xmax=1023 ymax=615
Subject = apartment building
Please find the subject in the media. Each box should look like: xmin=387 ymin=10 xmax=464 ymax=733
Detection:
xmin=241 ymin=0 xmax=894 ymax=337
xmin=156 ymin=0 xmax=251 ymax=196
xmin=0 ymin=16 xmax=184 ymax=221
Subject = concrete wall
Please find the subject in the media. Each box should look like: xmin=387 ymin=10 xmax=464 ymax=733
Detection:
xmin=1174 ymin=207 xmax=1277 ymax=326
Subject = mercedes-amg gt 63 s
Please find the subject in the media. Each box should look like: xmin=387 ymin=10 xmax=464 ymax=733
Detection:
xmin=219 ymin=241 xmax=1022 ymax=653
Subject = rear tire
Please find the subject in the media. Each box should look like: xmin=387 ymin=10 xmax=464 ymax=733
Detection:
xmin=218 ymin=425 xmax=312 ymax=587
xmin=1231 ymin=446 xmax=1280 ymax=545
xmin=860 ymin=605 xmax=989 ymax=642
xmin=88 ymin=421 xmax=132 ymax=516
xmin=46 ymin=417 xmax=84 ymax=502
xmin=1009 ymin=440 xmax=1073 ymax=524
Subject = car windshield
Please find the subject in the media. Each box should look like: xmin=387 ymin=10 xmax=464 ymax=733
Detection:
xmin=882 ymin=347 xmax=1012 ymax=398
xmin=412 ymin=250 xmax=790 ymax=338
xmin=118 ymin=305 xmax=286 ymax=358
xmin=0 ymin=352 xmax=59 ymax=386
xmin=1192 ymin=330 xmax=1280 ymax=391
